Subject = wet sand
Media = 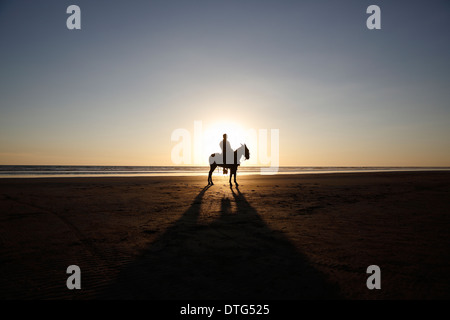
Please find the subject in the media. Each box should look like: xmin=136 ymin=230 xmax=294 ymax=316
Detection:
xmin=0 ymin=171 xmax=449 ymax=299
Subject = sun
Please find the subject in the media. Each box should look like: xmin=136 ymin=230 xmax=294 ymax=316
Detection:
xmin=197 ymin=120 xmax=253 ymax=166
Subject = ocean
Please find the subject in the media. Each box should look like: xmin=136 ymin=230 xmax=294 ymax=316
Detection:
xmin=0 ymin=165 xmax=449 ymax=178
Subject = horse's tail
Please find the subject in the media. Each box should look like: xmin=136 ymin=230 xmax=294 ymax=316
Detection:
xmin=209 ymin=153 xmax=216 ymax=165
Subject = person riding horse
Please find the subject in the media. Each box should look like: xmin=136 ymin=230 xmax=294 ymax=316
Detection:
xmin=208 ymin=134 xmax=250 ymax=186
xmin=220 ymin=133 xmax=234 ymax=174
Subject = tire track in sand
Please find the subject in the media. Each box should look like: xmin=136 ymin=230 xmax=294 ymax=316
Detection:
xmin=2 ymin=194 xmax=120 ymax=298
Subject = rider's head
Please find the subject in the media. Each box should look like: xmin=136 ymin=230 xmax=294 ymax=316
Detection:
xmin=223 ymin=133 xmax=227 ymax=140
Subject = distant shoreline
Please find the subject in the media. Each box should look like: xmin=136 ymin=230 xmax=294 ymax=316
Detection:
xmin=0 ymin=166 xmax=450 ymax=178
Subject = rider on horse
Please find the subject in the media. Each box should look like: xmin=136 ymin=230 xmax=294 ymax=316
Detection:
xmin=208 ymin=134 xmax=250 ymax=186
xmin=220 ymin=133 xmax=234 ymax=174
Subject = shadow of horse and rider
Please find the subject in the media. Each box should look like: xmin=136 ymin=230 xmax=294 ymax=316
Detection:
xmin=101 ymin=185 xmax=340 ymax=299
xmin=208 ymin=134 xmax=250 ymax=186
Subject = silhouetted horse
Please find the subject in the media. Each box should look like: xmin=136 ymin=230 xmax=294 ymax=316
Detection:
xmin=208 ymin=144 xmax=250 ymax=186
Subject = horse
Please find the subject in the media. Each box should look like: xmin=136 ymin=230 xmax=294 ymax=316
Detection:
xmin=208 ymin=144 xmax=250 ymax=186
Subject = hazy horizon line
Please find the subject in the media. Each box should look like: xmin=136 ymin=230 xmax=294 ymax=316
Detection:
xmin=1 ymin=165 xmax=450 ymax=168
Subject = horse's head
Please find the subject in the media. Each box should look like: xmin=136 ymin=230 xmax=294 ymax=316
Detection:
xmin=244 ymin=144 xmax=250 ymax=160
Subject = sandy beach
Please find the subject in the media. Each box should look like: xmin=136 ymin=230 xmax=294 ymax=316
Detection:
xmin=1 ymin=171 xmax=449 ymax=299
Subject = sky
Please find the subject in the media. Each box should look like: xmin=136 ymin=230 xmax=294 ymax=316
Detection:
xmin=1 ymin=0 xmax=449 ymax=166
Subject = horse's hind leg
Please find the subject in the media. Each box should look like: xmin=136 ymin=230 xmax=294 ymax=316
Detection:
xmin=208 ymin=169 xmax=213 ymax=185
xmin=208 ymin=166 xmax=211 ymax=185
xmin=208 ymin=164 xmax=216 ymax=185
xmin=233 ymin=168 xmax=238 ymax=186
xmin=229 ymin=167 xmax=236 ymax=186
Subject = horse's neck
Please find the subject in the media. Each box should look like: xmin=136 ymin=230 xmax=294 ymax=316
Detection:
xmin=235 ymin=146 xmax=244 ymax=161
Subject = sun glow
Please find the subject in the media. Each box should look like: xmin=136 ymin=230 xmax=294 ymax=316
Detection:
xmin=198 ymin=120 xmax=256 ymax=166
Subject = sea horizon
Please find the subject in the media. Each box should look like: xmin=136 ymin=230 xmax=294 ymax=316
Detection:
xmin=1 ymin=165 xmax=449 ymax=178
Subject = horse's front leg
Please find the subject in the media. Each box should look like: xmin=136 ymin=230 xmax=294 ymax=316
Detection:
xmin=234 ymin=168 xmax=238 ymax=186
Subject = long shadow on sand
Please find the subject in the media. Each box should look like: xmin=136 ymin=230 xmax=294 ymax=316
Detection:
xmin=101 ymin=185 xmax=340 ymax=299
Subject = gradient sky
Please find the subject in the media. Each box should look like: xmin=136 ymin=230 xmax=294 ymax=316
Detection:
xmin=1 ymin=0 xmax=449 ymax=166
